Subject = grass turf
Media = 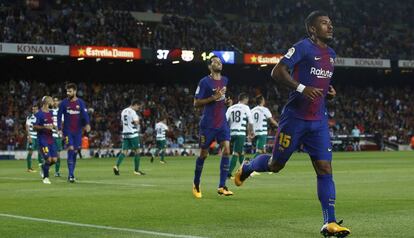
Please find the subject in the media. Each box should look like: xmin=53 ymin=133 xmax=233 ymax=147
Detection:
xmin=0 ymin=151 xmax=413 ymax=238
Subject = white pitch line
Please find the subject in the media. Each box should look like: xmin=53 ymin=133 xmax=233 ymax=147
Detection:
xmin=0 ymin=177 xmax=156 ymax=187
xmin=0 ymin=213 xmax=208 ymax=238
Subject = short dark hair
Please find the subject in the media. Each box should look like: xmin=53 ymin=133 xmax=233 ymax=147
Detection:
xmin=131 ymin=99 xmax=141 ymax=106
xmin=255 ymin=95 xmax=264 ymax=105
xmin=238 ymin=93 xmax=249 ymax=102
xmin=207 ymin=55 xmax=220 ymax=66
xmin=65 ymin=83 xmax=77 ymax=91
xmin=305 ymin=10 xmax=329 ymax=36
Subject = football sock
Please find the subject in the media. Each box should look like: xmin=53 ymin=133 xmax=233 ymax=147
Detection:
xmin=229 ymin=155 xmax=238 ymax=176
xmin=116 ymin=153 xmax=125 ymax=167
xmin=67 ymin=149 xmax=75 ymax=178
xmin=42 ymin=161 xmax=50 ymax=178
xmin=37 ymin=153 xmax=43 ymax=164
xmin=26 ymin=153 xmax=32 ymax=169
xmin=160 ymin=150 xmax=165 ymax=161
xmin=73 ymin=152 xmax=77 ymax=175
xmin=245 ymin=154 xmax=271 ymax=173
xmin=55 ymin=157 xmax=60 ymax=173
xmin=134 ymin=155 xmax=140 ymax=171
xmin=239 ymin=154 xmax=245 ymax=164
xmin=219 ymin=156 xmax=230 ymax=187
xmin=193 ymin=157 xmax=205 ymax=186
xmin=317 ymin=174 xmax=336 ymax=223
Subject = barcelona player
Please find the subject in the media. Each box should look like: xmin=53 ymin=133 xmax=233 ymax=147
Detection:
xmin=192 ymin=56 xmax=233 ymax=198
xmin=234 ymin=11 xmax=350 ymax=237
xmin=34 ymin=96 xmax=58 ymax=184
xmin=58 ymin=83 xmax=91 ymax=183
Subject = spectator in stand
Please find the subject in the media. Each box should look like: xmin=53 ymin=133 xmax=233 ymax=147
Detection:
xmin=0 ymin=0 xmax=413 ymax=58
xmin=0 ymin=78 xmax=412 ymax=151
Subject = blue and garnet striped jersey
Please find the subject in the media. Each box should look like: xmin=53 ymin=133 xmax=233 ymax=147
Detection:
xmin=195 ymin=75 xmax=229 ymax=129
xmin=280 ymin=38 xmax=336 ymax=120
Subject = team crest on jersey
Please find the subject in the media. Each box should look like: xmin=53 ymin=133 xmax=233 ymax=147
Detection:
xmin=212 ymin=87 xmax=226 ymax=101
xmin=284 ymin=47 xmax=295 ymax=59
xmin=76 ymin=105 xmax=80 ymax=109
xmin=330 ymin=57 xmax=334 ymax=65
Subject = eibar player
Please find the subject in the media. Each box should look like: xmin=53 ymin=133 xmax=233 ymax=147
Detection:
xmin=34 ymin=96 xmax=58 ymax=184
xmin=226 ymin=93 xmax=254 ymax=178
xmin=152 ymin=117 xmax=169 ymax=164
xmin=251 ymin=95 xmax=278 ymax=157
xmin=234 ymin=11 xmax=351 ymax=237
xmin=52 ymin=96 xmax=63 ymax=177
xmin=113 ymin=99 xmax=145 ymax=176
xmin=192 ymin=55 xmax=233 ymax=198
xmin=25 ymin=104 xmax=42 ymax=172
xmin=58 ymin=83 xmax=91 ymax=183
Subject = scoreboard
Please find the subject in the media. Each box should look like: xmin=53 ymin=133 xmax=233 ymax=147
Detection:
xmin=154 ymin=49 xmax=236 ymax=64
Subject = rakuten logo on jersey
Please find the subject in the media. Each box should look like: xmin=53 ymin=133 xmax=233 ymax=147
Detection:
xmin=67 ymin=109 xmax=80 ymax=115
xmin=310 ymin=67 xmax=333 ymax=79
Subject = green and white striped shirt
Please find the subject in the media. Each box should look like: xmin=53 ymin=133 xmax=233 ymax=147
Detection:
xmin=51 ymin=108 xmax=62 ymax=138
xmin=226 ymin=103 xmax=253 ymax=136
xmin=26 ymin=114 xmax=37 ymax=139
xmin=121 ymin=107 xmax=139 ymax=139
xmin=155 ymin=122 xmax=168 ymax=141
xmin=251 ymin=106 xmax=272 ymax=136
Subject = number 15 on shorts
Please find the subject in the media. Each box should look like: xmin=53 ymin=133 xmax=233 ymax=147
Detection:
xmin=278 ymin=132 xmax=291 ymax=148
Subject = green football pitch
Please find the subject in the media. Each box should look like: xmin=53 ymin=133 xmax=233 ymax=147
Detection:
xmin=1 ymin=151 xmax=413 ymax=238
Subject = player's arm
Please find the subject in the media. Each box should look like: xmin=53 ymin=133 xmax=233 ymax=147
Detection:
xmin=132 ymin=112 xmax=140 ymax=126
xmin=57 ymin=101 xmax=64 ymax=131
xmin=80 ymin=100 xmax=91 ymax=132
xmin=225 ymin=108 xmax=231 ymax=122
xmin=268 ymin=117 xmax=279 ymax=128
xmin=247 ymin=110 xmax=255 ymax=138
xmin=271 ymin=44 xmax=323 ymax=101
xmin=33 ymin=115 xmax=53 ymax=131
xmin=25 ymin=120 xmax=32 ymax=144
xmin=271 ymin=62 xmax=323 ymax=101
xmin=264 ymin=108 xmax=278 ymax=128
xmin=194 ymin=87 xmax=225 ymax=107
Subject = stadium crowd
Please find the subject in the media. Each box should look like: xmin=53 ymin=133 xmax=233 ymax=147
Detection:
xmin=0 ymin=0 xmax=413 ymax=58
xmin=1 ymin=79 xmax=413 ymax=150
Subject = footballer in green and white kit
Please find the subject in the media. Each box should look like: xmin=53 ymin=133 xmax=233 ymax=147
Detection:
xmin=152 ymin=117 xmax=169 ymax=163
xmin=25 ymin=105 xmax=41 ymax=172
xmin=113 ymin=99 xmax=145 ymax=176
xmin=52 ymin=96 xmax=63 ymax=176
xmin=251 ymin=95 xmax=278 ymax=157
xmin=226 ymin=93 xmax=253 ymax=178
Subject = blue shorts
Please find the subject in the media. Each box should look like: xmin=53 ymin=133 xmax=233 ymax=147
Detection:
xmin=199 ymin=126 xmax=230 ymax=149
xmin=38 ymin=142 xmax=58 ymax=159
xmin=64 ymin=132 xmax=82 ymax=149
xmin=272 ymin=112 xmax=332 ymax=164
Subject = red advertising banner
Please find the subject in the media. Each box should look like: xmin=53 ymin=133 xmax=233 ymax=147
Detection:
xmin=244 ymin=53 xmax=283 ymax=64
xmin=70 ymin=46 xmax=141 ymax=59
